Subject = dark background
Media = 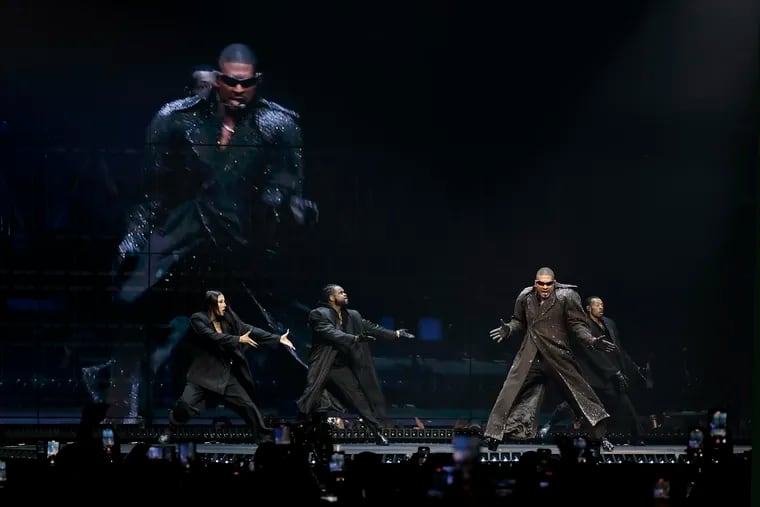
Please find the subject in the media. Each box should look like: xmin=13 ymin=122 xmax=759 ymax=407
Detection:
xmin=0 ymin=1 xmax=756 ymax=425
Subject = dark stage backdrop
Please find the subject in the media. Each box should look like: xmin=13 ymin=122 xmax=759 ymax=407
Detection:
xmin=0 ymin=2 xmax=755 ymax=434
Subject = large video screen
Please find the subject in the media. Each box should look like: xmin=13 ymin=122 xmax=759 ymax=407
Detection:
xmin=0 ymin=6 xmax=754 ymax=444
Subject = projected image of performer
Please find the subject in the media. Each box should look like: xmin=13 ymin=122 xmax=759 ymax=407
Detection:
xmin=185 ymin=64 xmax=216 ymax=97
xmin=84 ymin=43 xmax=322 ymax=420
xmin=114 ymin=42 xmax=317 ymax=312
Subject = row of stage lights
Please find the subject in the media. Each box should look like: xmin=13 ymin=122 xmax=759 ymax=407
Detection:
xmin=0 ymin=424 xmax=696 ymax=446
xmin=329 ymin=427 xmax=455 ymax=443
xmin=0 ymin=424 xmax=458 ymax=445
xmin=0 ymin=446 xmax=690 ymax=466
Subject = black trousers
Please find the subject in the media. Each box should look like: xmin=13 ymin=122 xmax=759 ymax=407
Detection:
xmin=319 ymin=365 xmax=383 ymax=433
xmin=548 ymin=387 xmax=642 ymax=439
xmin=170 ymin=376 xmax=270 ymax=438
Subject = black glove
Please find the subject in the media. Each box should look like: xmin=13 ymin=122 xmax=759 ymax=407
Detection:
xmin=489 ymin=319 xmax=510 ymax=343
xmin=397 ymin=329 xmax=415 ymax=339
xmin=591 ymin=335 xmax=616 ymax=352
xmin=613 ymin=370 xmax=630 ymax=392
xmin=636 ymin=365 xmax=648 ymax=382
xmin=354 ymin=334 xmax=376 ymax=343
xmin=289 ymin=196 xmax=319 ymax=226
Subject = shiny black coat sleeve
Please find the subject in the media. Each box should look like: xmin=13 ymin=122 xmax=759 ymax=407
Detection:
xmin=259 ymin=106 xmax=305 ymax=211
xmin=145 ymin=113 xmax=170 ymax=177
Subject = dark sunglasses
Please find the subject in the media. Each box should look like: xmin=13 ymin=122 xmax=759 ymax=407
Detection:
xmin=217 ymin=73 xmax=261 ymax=88
xmin=535 ymin=280 xmax=555 ymax=287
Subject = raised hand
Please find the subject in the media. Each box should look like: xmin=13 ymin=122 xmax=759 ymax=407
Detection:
xmin=397 ymin=329 xmax=415 ymax=339
xmin=239 ymin=329 xmax=259 ymax=348
xmin=289 ymin=196 xmax=320 ymax=225
xmin=592 ymin=335 xmax=616 ymax=352
xmin=489 ymin=319 xmax=510 ymax=343
xmin=279 ymin=329 xmax=296 ymax=350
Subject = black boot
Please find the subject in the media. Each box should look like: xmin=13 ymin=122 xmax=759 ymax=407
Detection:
xmin=257 ymin=430 xmax=274 ymax=444
xmin=374 ymin=431 xmax=389 ymax=446
xmin=483 ymin=437 xmax=500 ymax=452
xmin=158 ymin=410 xmax=181 ymax=443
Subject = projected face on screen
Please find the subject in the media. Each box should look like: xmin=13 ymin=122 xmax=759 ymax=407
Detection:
xmin=189 ymin=68 xmax=215 ymax=96
xmin=215 ymin=61 xmax=258 ymax=111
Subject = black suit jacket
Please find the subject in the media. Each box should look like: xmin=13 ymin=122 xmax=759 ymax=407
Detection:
xmin=184 ymin=309 xmax=280 ymax=394
xmin=572 ymin=315 xmax=639 ymax=390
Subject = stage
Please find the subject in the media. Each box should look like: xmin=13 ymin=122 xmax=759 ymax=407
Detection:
xmin=0 ymin=422 xmax=750 ymax=503
xmin=0 ymin=420 xmax=750 ymax=465
xmin=124 ymin=441 xmax=752 ymax=462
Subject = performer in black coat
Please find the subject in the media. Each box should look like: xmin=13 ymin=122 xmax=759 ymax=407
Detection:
xmin=539 ymin=296 xmax=646 ymax=446
xmin=166 ymin=290 xmax=294 ymax=442
xmin=296 ymin=284 xmax=415 ymax=445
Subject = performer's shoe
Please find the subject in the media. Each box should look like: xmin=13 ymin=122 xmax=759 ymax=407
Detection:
xmin=159 ymin=411 xmax=179 ymax=444
xmin=326 ymin=416 xmax=345 ymax=429
xmin=158 ymin=425 xmax=174 ymax=444
xmin=374 ymin=432 xmax=390 ymax=446
xmin=257 ymin=433 xmax=274 ymax=445
xmin=601 ymin=438 xmax=615 ymax=452
xmin=483 ymin=437 xmax=500 ymax=452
